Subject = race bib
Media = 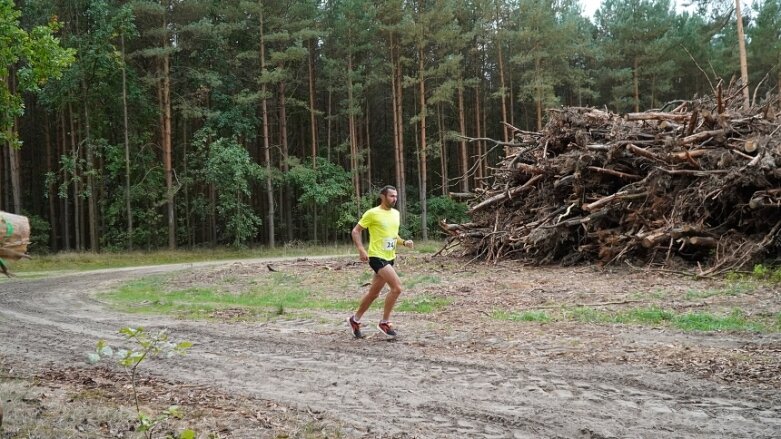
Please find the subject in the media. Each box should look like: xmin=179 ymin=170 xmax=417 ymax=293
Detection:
xmin=383 ymin=237 xmax=397 ymax=250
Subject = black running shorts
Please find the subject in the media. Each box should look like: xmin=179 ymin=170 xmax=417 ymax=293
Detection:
xmin=368 ymin=257 xmax=395 ymax=273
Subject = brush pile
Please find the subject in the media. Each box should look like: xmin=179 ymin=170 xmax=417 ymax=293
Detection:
xmin=442 ymin=84 xmax=781 ymax=276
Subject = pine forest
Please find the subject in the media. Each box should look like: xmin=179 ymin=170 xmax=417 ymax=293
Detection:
xmin=2 ymin=0 xmax=780 ymax=253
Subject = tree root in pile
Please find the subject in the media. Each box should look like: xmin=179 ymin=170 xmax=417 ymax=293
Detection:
xmin=443 ymin=82 xmax=781 ymax=277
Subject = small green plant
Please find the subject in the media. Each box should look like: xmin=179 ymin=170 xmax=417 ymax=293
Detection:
xmin=89 ymin=327 xmax=194 ymax=439
xmin=752 ymin=264 xmax=781 ymax=283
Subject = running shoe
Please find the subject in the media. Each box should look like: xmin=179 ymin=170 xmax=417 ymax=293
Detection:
xmin=348 ymin=316 xmax=364 ymax=339
xmin=377 ymin=321 xmax=397 ymax=339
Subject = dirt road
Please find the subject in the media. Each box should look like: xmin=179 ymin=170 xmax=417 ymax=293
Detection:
xmin=1 ymin=257 xmax=780 ymax=438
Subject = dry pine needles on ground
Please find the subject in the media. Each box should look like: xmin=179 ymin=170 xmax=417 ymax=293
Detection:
xmin=443 ymin=82 xmax=780 ymax=276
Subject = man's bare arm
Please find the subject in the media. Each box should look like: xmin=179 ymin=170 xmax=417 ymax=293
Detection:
xmin=352 ymin=224 xmax=369 ymax=261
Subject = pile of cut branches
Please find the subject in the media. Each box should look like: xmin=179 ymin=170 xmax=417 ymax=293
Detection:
xmin=442 ymin=83 xmax=780 ymax=276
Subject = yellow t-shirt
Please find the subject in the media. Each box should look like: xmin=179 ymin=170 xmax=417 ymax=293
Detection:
xmin=358 ymin=206 xmax=401 ymax=260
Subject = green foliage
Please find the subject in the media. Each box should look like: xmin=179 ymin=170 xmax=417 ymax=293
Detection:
xmin=594 ymin=0 xmax=677 ymax=111
xmin=425 ymin=196 xmax=469 ymax=236
xmin=0 ymin=0 xmax=74 ymax=146
xmin=748 ymin=0 xmax=781 ymax=96
xmin=751 ymin=264 xmax=781 ymax=283
xmin=192 ymin=131 xmax=264 ymax=247
xmin=22 ymin=211 xmax=51 ymax=254
xmin=90 ymin=327 xmax=192 ymax=439
xmin=288 ymin=157 xmax=353 ymax=206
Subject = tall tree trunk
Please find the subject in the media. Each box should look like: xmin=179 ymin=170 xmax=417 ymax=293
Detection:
xmin=347 ymin=53 xmax=361 ymax=215
xmin=259 ymin=2 xmax=275 ymax=248
xmin=735 ymin=0 xmax=750 ymax=110
xmin=365 ymin=102 xmax=372 ymax=188
xmin=417 ymin=43 xmax=428 ymax=240
xmin=278 ymin=76 xmax=293 ymax=241
xmin=327 ymin=88 xmax=332 ymax=162
xmin=45 ymin=114 xmax=57 ymax=251
xmin=0 ymin=143 xmax=5 ymax=211
xmin=0 ymin=133 xmax=4 ymax=211
xmin=308 ymin=39 xmax=318 ymax=242
xmin=60 ymin=110 xmax=70 ymax=250
xmin=457 ymin=80 xmax=468 ymax=193
xmin=474 ymin=85 xmax=484 ymax=186
xmin=69 ymin=102 xmax=82 ymax=251
xmin=8 ymin=137 xmax=20 ymax=214
xmin=495 ymin=0 xmax=509 ymax=144
xmin=161 ymin=1 xmax=175 ymax=250
xmin=536 ymin=59 xmax=543 ymax=132
xmin=183 ymin=118 xmax=191 ymax=248
xmin=393 ymin=36 xmax=407 ymax=220
xmin=7 ymin=68 xmax=21 ymax=213
xmin=82 ymin=82 xmax=98 ymax=251
xmin=121 ymin=34 xmax=133 ymax=251
xmin=437 ymin=103 xmax=447 ymax=196
xmin=633 ymin=57 xmax=640 ymax=113
xmin=308 ymin=39 xmax=318 ymax=167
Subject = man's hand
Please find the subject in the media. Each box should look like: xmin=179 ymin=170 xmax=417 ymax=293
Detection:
xmin=358 ymin=248 xmax=369 ymax=262
xmin=404 ymin=240 xmax=414 ymax=249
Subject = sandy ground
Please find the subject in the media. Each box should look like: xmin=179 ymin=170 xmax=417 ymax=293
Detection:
xmin=1 ymin=255 xmax=780 ymax=438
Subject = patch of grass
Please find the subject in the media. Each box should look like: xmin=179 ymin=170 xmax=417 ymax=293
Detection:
xmin=493 ymin=305 xmax=774 ymax=333
xmin=411 ymin=240 xmax=444 ymax=254
xmin=566 ymin=306 xmax=610 ymax=323
xmin=672 ymin=309 xmax=765 ymax=332
xmin=615 ymin=307 xmax=674 ymax=325
xmin=726 ymin=264 xmax=781 ymax=284
xmin=492 ymin=310 xmax=551 ymax=323
xmin=103 ymin=276 xmax=449 ymax=318
xmin=685 ymin=281 xmax=756 ymax=300
xmin=405 ymin=274 xmax=441 ymax=289
xmin=395 ymin=295 xmax=451 ymax=313
xmin=631 ymin=289 xmax=667 ymax=300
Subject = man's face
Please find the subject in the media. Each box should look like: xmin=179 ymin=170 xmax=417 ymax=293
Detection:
xmin=381 ymin=189 xmax=398 ymax=207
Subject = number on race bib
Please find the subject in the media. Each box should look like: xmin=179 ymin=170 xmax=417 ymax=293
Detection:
xmin=383 ymin=238 xmax=396 ymax=250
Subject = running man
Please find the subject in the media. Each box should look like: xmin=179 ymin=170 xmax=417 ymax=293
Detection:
xmin=348 ymin=185 xmax=413 ymax=339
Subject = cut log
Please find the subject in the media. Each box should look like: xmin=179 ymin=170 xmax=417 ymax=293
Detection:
xmin=468 ymin=174 xmax=543 ymax=214
xmin=586 ymin=166 xmax=642 ymax=181
xmin=638 ymin=229 xmax=670 ymax=248
xmin=681 ymin=129 xmax=726 ymax=145
xmin=582 ymin=191 xmax=647 ymax=212
xmin=625 ymin=112 xmax=691 ymax=121
xmin=686 ymin=236 xmax=719 ymax=248
xmin=0 ymin=211 xmax=30 ymax=261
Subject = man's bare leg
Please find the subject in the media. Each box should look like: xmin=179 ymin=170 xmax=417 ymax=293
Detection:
xmin=354 ymin=273 xmax=387 ymax=321
xmin=377 ymin=265 xmax=402 ymax=322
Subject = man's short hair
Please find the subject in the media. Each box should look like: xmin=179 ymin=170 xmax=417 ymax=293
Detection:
xmin=379 ymin=185 xmax=397 ymax=195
